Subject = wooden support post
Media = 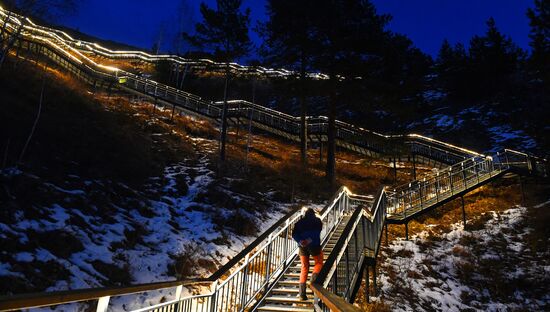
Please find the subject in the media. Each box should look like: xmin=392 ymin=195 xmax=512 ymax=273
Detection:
xmin=405 ymin=223 xmax=409 ymax=241
xmin=171 ymin=104 xmax=176 ymax=120
xmin=518 ymin=175 xmax=526 ymax=205
xmin=373 ymin=264 xmax=377 ymax=297
xmin=393 ymin=157 xmax=397 ymax=183
xmin=245 ymin=110 xmax=253 ymax=169
xmin=107 ymin=82 xmax=113 ymax=99
xmin=461 ymin=196 xmax=466 ymax=228
xmin=385 ymin=223 xmax=389 ymax=246
xmin=365 ymin=265 xmax=370 ymax=303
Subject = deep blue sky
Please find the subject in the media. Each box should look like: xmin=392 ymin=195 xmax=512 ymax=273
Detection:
xmin=59 ymin=0 xmax=534 ymax=58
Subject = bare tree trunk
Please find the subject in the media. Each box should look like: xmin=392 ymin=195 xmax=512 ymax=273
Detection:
xmin=325 ymin=77 xmax=337 ymax=187
xmin=179 ymin=63 xmax=189 ymax=90
xmin=18 ymin=78 xmax=45 ymax=165
xmin=299 ymin=52 xmax=308 ymax=171
xmin=168 ymin=64 xmax=176 ymax=85
xmin=219 ymin=63 xmax=230 ymax=162
xmin=245 ymin=78 xmax=255 ymax=169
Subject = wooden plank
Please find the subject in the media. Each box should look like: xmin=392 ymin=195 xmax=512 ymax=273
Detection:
xmin=310 ymin=283 xmax=362 ymax=312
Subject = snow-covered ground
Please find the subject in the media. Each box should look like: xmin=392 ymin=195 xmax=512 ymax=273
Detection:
xmin=406 ymin=104 xmax=539 ymax=153
xmin=487 ymin=125 xmax=537 ymax=152
xmin=0 ymin=138 xmax=310 ymax=310
xmin=372 ymin=203 xmax=550 ymax=311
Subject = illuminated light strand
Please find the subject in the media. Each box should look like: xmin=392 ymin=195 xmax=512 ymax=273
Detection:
xmin=1 ymin=7 xmax=484 ymax=161
xmin=0 ymin=6 xmax=329 ymax=79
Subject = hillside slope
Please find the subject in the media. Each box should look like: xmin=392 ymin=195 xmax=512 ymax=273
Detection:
xmin=0 ymin=59 xmax=424 ymax=309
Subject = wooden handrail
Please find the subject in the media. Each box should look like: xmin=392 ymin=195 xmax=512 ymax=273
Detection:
xmin=0 ymin=279 xmax=206 ymax=311
xmin=310 ymin=283 xmax=362 ymax=312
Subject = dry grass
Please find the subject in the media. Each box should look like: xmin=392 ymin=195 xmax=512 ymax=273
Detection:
xmin=384 ymin=177 xmax=525 ymax=242
xmin=217 ymin=128 xmax=428 ymax=203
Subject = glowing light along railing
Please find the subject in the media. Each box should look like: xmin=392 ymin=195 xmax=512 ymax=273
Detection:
xmin=311 ymin=149 xmax=548 ymax=310
xmin=2 ymin=8 xmax=547 ymax=312
xmin=0 ymin=6 xmax=327 ymax=80
xmin=385 ymin=155 xmax=510 ymax=219
xmin=0 ymin=7 xmax=484 ymax=166
xmin=312 ymin=190 xmax=387 ymax=311
xmin=131 ymin=186 xmax=353 ymax=312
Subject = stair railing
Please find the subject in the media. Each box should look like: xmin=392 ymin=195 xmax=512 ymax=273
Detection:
xmin=0 ymin=187 xmax=353 ymax=312
xmin=1 ymin=6 xmax=483 ymax=167
xmin=311 ymin=188 xmax=387 ymax=312
xmin=1 ymin=7 xmax=546 ymax=312
xmin=385 ymin=155 xmax=507 ymax=219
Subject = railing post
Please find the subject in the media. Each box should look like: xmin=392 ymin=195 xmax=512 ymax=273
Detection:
xmin=462 ymin=163 xmax=467 ymax=190
xmin=362 ymin=216 xmax=367 ymax=246
xmin=240 ymin=255 xmax=250 ymax=312
xmin=401 ymin=191 xmax=406 ymax=218
xmin=407 ymin=190 xmax=412 ymax=216
xmin=264 ymin=234 xmax=273 ymax=291
xmin=96 ymin=296 xmax=110 ymax=312
xmin=449 ymin=169 xmax=454 ymax=195
xmin=419 ymin=182 xmax=424 ymax=209
xmin=354 ymin=228 xmax=359 ymax=262
xmin=344 ymin=248 xmax=350 ymax=296
xmin=210 ymin=281 xmax=219 ymax=312
xmin=435 ymin=173 xmax=440 ymax=202
xmin=175 ymin=284 xmax=183 ymax=301
xmin=473 ymin=160 xmax=480 ymax=184
xmin=282 ymin=219 xmax=290 ymax=265
xmin=504 ymin=152 xmax=510 ymax=167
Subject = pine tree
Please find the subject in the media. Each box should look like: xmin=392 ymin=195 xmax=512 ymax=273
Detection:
xmin=527 ymin=0 xmax=550 ymax=84
xmin=183 ymin=0 xmax=252 ymax=162
xmin=309 ymin=0 xmax=392 ymax=187
xmin=468 ymin=17 xmax=525 ymax=100
xmin=259 ymin=0 xmax=317 ymax=170
xmin=435 ymin=40 xmax=469 ymax=100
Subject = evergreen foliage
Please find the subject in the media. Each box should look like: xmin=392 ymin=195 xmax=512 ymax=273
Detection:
xmin=183 ymin=0 xmax=252 ymax=162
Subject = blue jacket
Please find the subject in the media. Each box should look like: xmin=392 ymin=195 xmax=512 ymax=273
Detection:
xmin=292 ymin=213 xmax=322 ymax=248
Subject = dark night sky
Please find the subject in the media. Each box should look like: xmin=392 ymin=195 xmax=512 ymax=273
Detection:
xmin=59 ymin=0 xmax=534 ymax=59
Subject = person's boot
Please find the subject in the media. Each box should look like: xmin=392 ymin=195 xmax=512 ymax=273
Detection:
xmin=296 ymin=282 xmax=308 ymax=300
xmin=310 ymin=273 xmax=318 ymax=284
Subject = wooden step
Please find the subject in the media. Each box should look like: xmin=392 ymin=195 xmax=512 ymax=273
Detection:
xmin=284 ymin=272 xmax=303 ymax=278
xmin=277 ymin=280 xmax=301 ymax=286
xmin=271 ymin=287 xmax=313 ymax=294
xmin=257 ymin=305 xmax=312 ymax=312
xmin=265 ymin=296 xmax=314 ymax=304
